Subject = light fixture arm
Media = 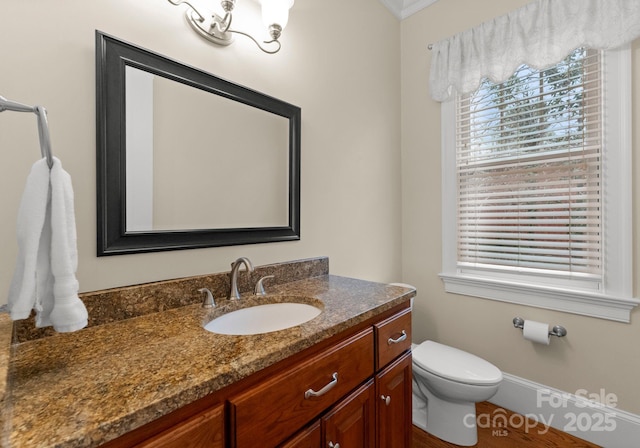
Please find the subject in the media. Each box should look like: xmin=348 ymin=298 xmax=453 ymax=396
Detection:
xmin=228 ymin=29 xmax=282 ymax=54
xmin=167 ymin=0 xmax=205 ymax=22
xmin=167 ymin=0 xmax=289 ymax=54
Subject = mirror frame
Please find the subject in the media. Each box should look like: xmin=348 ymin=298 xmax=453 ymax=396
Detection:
xmin=95 ymin=31 xmax=301 ymax=256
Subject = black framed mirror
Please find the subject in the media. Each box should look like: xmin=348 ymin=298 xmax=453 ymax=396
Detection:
xmin=96 ymin=31 xmax=301 ymax=256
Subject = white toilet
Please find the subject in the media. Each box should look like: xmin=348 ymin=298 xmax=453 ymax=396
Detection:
xmin=412 ymin=340 xmax=503 ymax=446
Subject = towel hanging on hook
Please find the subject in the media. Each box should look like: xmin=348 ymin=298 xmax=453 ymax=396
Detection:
xmin=0 ymin=95 xmax=54 ymax=168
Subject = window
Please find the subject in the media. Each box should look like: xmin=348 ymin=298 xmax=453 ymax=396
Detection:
xmin=440 ymin=44 xmax=638 ymax=322
xmin=458 ymin=48 xmax=603 ymax=287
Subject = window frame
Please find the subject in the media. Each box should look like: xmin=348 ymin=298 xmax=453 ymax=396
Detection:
xmin=439 ymin=44 xmax=638 ymax=322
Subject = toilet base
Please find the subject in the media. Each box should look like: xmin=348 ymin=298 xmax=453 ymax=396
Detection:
xmin=413 ymin=384 xmax=478 ymax=446
xmin=412 ymin=381 xmax=428 ymax=432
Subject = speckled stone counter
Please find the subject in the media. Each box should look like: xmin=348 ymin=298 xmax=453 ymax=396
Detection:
xmin=2 ymin=267 xmax=414 ymax=447
xmin=0 ymin=314 xmax=11 ymax=403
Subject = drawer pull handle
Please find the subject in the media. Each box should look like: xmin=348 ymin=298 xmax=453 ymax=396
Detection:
xmin=381 ymin=394 xmax=391 ymax=405
xmin=388 ymin=330 xmax=407 ymax=345
xmin=305 ymin=372 xmax=338 ymax=399
xmin=328 ymin=443 xmax=340 ymax=448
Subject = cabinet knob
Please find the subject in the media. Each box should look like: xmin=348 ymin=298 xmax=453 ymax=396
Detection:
xmin=328 ymin=442 xmax=340 ymax=448
xmin=381 ymin=394 xmax=391 ymax=406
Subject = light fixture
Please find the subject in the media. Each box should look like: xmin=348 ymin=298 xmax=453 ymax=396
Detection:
xmin=168 ymin=0 xmax=294 ymax=54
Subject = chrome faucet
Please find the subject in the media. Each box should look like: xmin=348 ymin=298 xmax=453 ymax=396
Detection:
xmin=229 ymin=257 xmax=255 ymax=300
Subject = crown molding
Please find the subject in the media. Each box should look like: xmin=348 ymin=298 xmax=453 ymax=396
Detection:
xmin=378 ymin=0 xmax=439 ymax=20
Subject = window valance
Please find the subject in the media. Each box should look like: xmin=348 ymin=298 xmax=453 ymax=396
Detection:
xmin=429 ymin=0 xmax=640 ymax=102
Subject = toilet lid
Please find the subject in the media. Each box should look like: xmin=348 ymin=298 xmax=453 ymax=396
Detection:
xmin=413 ymin=340 xmax=502 ymax=385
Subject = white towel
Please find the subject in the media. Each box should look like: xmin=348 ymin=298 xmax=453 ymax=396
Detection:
xmin=7 ymin=157 xmax=88 ymax=332
xmin=7 ymin=159 xmax=51 ymax=321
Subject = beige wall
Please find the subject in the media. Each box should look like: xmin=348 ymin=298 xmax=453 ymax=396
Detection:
xmin=0 ymin=1 xmax=401 ymax=298
xmin=401 ymin=0 xmax=640 ymax=414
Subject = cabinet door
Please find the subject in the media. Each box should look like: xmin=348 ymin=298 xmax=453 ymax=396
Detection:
xmin=376 ymin=352 xmax=412 ymax=448
xmin=134 ymin=404 xmax=224 ymax=448
xmin=280 ymin=421 xmax=321 ymax=448
xmin=323 ymin=380 xmax=375 ymax=448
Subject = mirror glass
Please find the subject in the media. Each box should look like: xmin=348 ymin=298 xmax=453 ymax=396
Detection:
xmin=125 ymin=66 xmax=290 ymax=231
xmin=96 ymin=32 xmax=301 ymax=255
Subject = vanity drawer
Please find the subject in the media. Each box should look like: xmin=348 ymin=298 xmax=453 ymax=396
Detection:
xmin=375 ymin=308 xmax=411 ymax=370
xmin=229 ymin=327 xmax=374 ymax=448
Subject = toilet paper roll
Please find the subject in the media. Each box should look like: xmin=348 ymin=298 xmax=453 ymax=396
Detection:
xmin=522 ymin=320 xmax=550 ymax=345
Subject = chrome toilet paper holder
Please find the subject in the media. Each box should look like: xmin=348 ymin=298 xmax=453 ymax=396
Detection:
xmin=513 ymin=317 xmax=567 ymax=337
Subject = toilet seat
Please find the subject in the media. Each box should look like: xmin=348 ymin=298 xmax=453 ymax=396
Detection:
xmin=413 ymin=340 xmax=502 ymax=386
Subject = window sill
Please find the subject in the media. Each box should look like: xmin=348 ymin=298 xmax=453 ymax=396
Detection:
xmin=439 ymin=272 xmax=639 ymax=323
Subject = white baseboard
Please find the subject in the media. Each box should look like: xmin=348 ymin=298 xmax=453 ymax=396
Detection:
xmin=488 ymin=373 xmax=640 ymax=448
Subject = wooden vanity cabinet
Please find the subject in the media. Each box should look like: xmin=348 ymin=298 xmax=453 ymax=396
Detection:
xmin=103 ymin=303 xmax=412 ymax=448
xmin=133 ymin=404 xmax=224 ymax=448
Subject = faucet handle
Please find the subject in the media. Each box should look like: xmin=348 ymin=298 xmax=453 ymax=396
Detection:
xmin=198 ymin=288 xmax=216 ymax=308
xmin=254 ymin=275 xmax=275 ymax=296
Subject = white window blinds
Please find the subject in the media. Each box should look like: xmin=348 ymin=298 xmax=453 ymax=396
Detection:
xmin=456 ymin=48 xmax=602 ymax=281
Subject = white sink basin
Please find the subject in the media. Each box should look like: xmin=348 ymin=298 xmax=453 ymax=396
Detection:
xmin=204 ymin=302 xmax=322 ymax=335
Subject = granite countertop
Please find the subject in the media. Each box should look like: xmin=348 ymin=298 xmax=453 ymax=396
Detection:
xmin=0 ymin=314 xmax=11 ymax=405
xmin=2 ymin=275 xmax=414 ymax=448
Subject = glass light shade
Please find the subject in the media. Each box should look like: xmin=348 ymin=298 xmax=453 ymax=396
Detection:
xmin=261 ymin=0 xmax=294 ymax=30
